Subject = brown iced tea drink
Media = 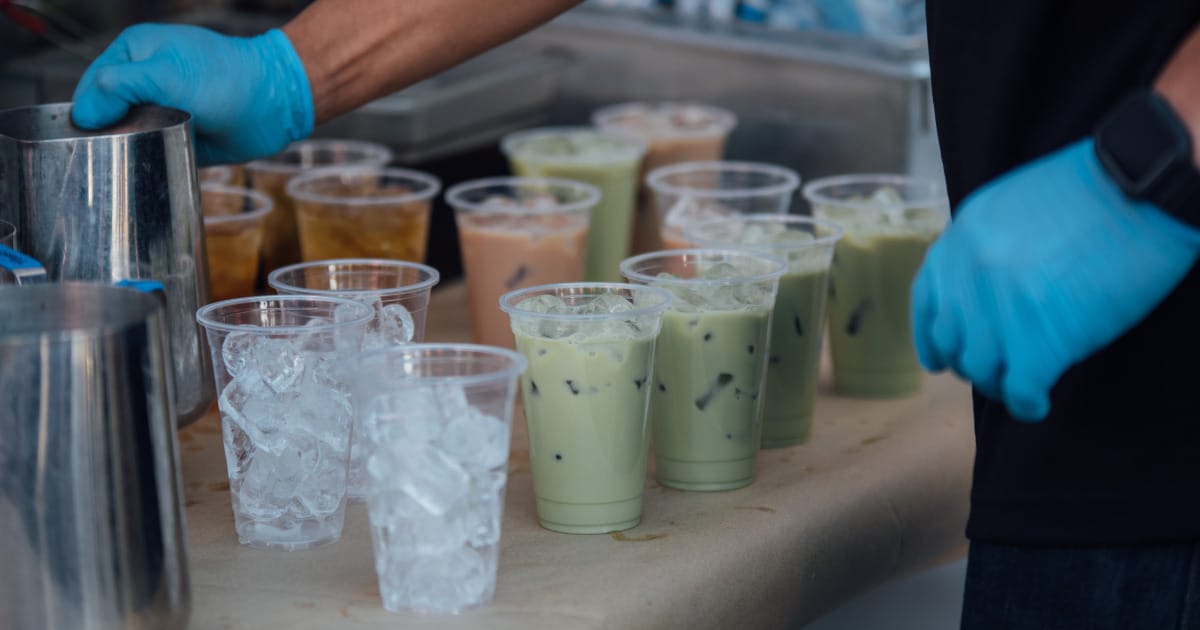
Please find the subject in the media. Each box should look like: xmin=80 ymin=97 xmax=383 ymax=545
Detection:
xmin=200 ymin=184 xmax=273 ymax=303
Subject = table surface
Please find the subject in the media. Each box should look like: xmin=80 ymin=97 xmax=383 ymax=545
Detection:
xmin=179 ymin=282 xmax=974 ymax=630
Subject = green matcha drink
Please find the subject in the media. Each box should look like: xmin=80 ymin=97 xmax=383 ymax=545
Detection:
xmin=804 ymin=176 xmax=948 ymax=398
xmin=685 ymin=216 xmax=843 ymax=448
xmin=503 ymin=128 xmax=646 ymax=282
xmin=620 ymin=249 xmax=786 ymax=491
xmin=500 ymin=283 xmax=671 ymax=534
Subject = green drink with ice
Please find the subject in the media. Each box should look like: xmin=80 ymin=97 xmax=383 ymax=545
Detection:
xmin=804 ymin=176 xmax=948 ymax=398
xmin=620 ymin=250 xmax=786 ymax=491
xmin=685 ymin=216 xmax=843 ymax=448
xmin=502 ymin=128 xmax=646 ymax=282
xmin=500 ymin=283 xmax=671 ymax=534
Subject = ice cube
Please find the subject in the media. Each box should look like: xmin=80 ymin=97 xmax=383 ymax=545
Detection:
xmin=367 ymin=442 xmax=470 ymax=516
xmin=437 ymin=407 xmax=509 ymax=471
xmin=293 ymin=383 xmax=353 ymax=451
xmin=458 ymin=471 xmax=506 ymax=547
xmin=234 ymin=431 xmax=319 ymax=521
xmin=294 ymin=438 xmax=348 ymax=518
xmin=221 ymin=332 xmax=255 ymax=378
xmin=701 ymin=261 xmax=741 ymax=280
xmin=253 ymin=337 xmax=305 ymax=393
xmin=361 ymin=390 xmax=442 ymax=446
xmin=368 ymin=490 xmax=467 ymax=555
xmin=219 ymin=376 xmax=288 ymax=455
xmin=517 ymin=294 xmax=569 ymax=314
xmin=401 ymin=547 xmax=492 ymax=613
xmin=585 ymin=293 xmax=633 ymax=315
xmin=369 ymin=303 xmax=415 ymax=349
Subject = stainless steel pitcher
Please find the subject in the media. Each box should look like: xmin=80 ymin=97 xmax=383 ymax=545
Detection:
xmin=0 ymin=283 xmax=191 ymax=630
xmin=0 ymin=102 xmax=215 ymax=426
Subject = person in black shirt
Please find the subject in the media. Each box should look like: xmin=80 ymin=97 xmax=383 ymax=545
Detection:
xmin=917 ymin=3 xmax=1200 ymax=627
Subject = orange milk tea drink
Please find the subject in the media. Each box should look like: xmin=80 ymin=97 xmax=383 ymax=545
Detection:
xmin=593 ymin=102 xmax=737 ymax=253
xmin=646 ymin=161 xmax=800 ymax=251
xmin=447 ymin=177 xmax=600 ymax=348
xmin=245 ymin=140 xmax=392 ymax=276
xmin=286 ymin=166 xmax=441 ymax=263
xmin=200 ymin=184 xmax=273 ymax=302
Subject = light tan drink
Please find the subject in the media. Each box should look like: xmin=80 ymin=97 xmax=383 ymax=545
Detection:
xmin=448 ymin=177 xmax=599 ymax=348
xmin=200 ymin=184 xmax=272 ymax=303
xmin=245 ymin=140 xmax=392 ymax=276
xmin=593 ymin=102 xmax=737 ymax=254
xmin=286 ymin=166 xmax=440 ymax=263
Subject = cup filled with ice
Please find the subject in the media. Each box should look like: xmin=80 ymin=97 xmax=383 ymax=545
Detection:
xmin=268 ymin=259 xmax=440 ymax=498
xmin=285 ymin=165 xmax=440 ymax=263
xmin=196 ymin=295 xmax=374 ymax=551
xmin=447 ymin=176 xmax=600 ymax=349
xmin=344 ymin=344 xmax=526 ymax=614
xmin=501 ymin=127 xmax=647 ymax=282
xmin=620 ymin=249 xmax=787 ymax=491
xmin=685 ymin=216 xmax=843 ymax=448
xmin=500 ymin=282 xmax=673 ymax=534
xmin=200 ymin=184 xmax=273 ymax=303
xmin=645 ymin=161 xmax=799 ymax=250
xmin=803 ymin=174 xmax=948 ymax=398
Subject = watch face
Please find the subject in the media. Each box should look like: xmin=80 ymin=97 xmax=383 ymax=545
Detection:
xmin=1099 ymin=93 xmax=1190 ymax=194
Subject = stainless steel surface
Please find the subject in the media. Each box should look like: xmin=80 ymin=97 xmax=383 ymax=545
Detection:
xmin=0 ymin=102 xmax=215 ymax=426
xmin=0 ymin=283 xmax=190 ymax=630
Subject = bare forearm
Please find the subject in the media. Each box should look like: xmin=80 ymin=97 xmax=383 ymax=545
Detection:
xmin=283 ymin=0 xmax=581 ymax=124
xmin=1156 ymin=24 xmax=1200 ymax=165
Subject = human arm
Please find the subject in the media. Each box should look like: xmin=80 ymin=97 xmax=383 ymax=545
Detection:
xmin=910 ymin=24 xmax=1200 ymax=421
xmin=70 ymin=0 xmax=581 ymax=165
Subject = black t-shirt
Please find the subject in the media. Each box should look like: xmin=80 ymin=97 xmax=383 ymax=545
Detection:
xmin=926 ymin=1 xmax=1200 ymax=544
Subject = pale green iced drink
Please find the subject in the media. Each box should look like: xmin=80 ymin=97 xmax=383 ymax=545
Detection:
xmin=501 ymin=283 xmax=671 ymax=534
xmin=805 ymin=176 xmax=948 ymax=398
xmin=503 ymin=128 xmax=646 ymax=282
xmin=685 ymin=216 xmax=842 ymax=448
xmin=621 ymin=249 xmax=786 ymax=491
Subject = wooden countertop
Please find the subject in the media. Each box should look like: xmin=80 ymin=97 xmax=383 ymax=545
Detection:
xmin=179 ymin=282 xmax=973 ymax=629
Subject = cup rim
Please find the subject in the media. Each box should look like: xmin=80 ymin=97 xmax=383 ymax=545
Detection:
xmin=198 ymin=165 xmax=233 ymax=185
xmin=499 ymin=282 xmax=674 ymax=322
xmin=801 ymin=173 xmax=946 ymax=211
xmin=351 ymin=342 xmax=528 ymax=388
xmin=683 ymin=214 xmax=845 ymax=251
xmin=500 ymin=126 xmax=648 ymax=164
xmin=285 ymin=165 xmax=442 ymax=207
xmin=244 ymin=138 xmax=393 ymax=174
xmin=619 ymin=248 xmax=788 ymax=287
xmin=200 ymin=183 xmax=274 ymax=227
xmin=444 ymin=176 xmax=602 ymax=215
xmin=591 ymin=101 xmax=738 ymax=139
xmin=267 ymin=258 xmax=441 ymax=298
xmin=645 ymin=161 xmax=801 ymax=200
xmin=196 ymin=294 xmax=374 ymax=335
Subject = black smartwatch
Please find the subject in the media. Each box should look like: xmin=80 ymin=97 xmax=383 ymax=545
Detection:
xmin=1093 ymin=89 xmax=1200 ymax=229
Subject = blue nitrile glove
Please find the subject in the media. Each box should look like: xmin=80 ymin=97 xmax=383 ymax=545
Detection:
xmin=71 ymin=24 xmax=314 ymax=166
xmin=911 ymin=139 xmax=1200 ymax=421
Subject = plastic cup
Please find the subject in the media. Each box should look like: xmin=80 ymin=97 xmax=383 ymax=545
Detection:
xmin=446 ymin=177 xmax=600 ymax=349
xmin=286 ymin=166 xmax=440 ymax=263
xmin=201 ymin=184 xmax=273 ymax=302
xmin=246 ymin=140 xmax=393 ymax=275
xmin=685 ymin=215 xmax=843 ymax=448
xmin=646 ymin=161 xmax=800 ymax=251
xmin=196 ymin=295 xmax=374 ymax=551
xmin=593 ymin=102 xmax=738 ymax=254
xmin=502 ymin=127 xmax=647 ymax=282
xmin=620 ymin=249 xmax=786 ymax=491
xmin=199 ymin=166 xmax=232 ymax=185
xmin=499 ymin=282 xmax=672 ymax=533
xmin=803 ymin=174 xmax=948 ymax=398
xmin=344 ymin=344 xmax=526 ymax=614
xmin=268 ymin=259 xmax=440 ymax=498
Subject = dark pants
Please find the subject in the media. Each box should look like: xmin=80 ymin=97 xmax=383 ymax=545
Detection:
xmin=962 ymin=541 xmax=1200 ymax=629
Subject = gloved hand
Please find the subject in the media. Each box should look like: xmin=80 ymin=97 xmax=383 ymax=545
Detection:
xmin=911 ymin=139 xmax=1200 ymax=420
xmin=71 ymin=24 xmax=314 ymax=166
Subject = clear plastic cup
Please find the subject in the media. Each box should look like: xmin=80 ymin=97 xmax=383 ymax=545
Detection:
xmin=646 ymin=161 xmax=800 ymax=250
xmin=268 ymin=259 xmax=441 ymax=499
xmin=286 ymin=166 xmax=440 ymax=263
xmin=200 ymin=184 xmax=273 ymax=303
xmin=593 ymin=102 xmax=738 ymax=254
xmin=500 ymin=282 xmax=672 ymax=534
xmin=344 ymin=344 xmax=526 ymax=614
xmin=446 ymin=177 xmax=600 ymax=349
xmin=199 ymin=166 xmax=232 ymax=185
xmin=803 ymin=174 xmax=948 ymax=398
xmin=195 ymin=295 xmax=374 ymax=551
xmin=501 ymin=127 xmax=647 ymax=282
xmin=684 ymin=215 xmax=843 ymax=448
xmin=620 ymin=249 xmax=786 ymax=491
xmin=246 ymin=140 xmax=393 ymax=276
